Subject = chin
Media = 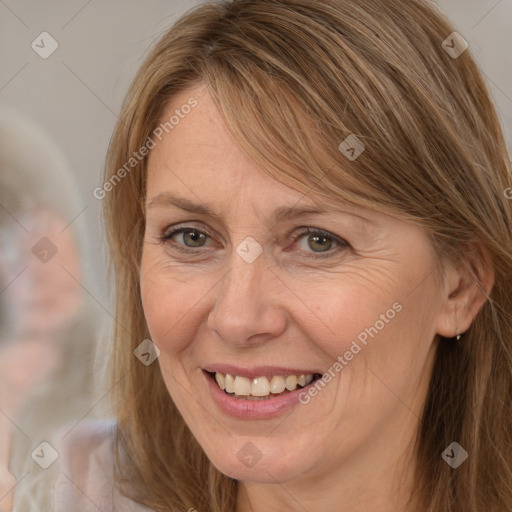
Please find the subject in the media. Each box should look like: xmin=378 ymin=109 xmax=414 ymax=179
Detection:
xmin=201 ymin=438 xmax=315 ymax=484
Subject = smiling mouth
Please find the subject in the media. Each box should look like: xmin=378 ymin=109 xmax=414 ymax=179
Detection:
xmin=206 ymin=371 xmax=323 ymax=400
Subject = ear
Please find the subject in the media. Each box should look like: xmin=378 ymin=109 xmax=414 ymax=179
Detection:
xmin=435 ymin=241 xmax=495 ymax=338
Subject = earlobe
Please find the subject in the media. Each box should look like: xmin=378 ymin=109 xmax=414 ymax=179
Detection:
xmin=435 ymin=241 xmax=495 ymax=339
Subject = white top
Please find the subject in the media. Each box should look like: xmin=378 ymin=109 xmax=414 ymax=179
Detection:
xmin=52 ymin=419 xmax=154 ymax=512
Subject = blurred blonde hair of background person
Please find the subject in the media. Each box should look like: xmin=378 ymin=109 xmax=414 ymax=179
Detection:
xmin=0 ymin=107 xmax=109 ymax=511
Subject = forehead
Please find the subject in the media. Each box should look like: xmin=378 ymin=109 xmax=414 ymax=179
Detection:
xmin=146 ymin=84 xmax=380 ymax=228
xmin=148 ymin=85 xmax=297 ymax=198
xmin=148 ymin=84 xmax=257 ymax=177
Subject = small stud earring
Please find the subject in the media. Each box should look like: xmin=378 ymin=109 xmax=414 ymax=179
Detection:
xmin=456 ymin=334 xmax=462 ymax=341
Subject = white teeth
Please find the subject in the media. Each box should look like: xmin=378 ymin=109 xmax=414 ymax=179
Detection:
xmin=285 ymin=375 xmax=297 ymax=391
xmin=234 ymin=376 xmax=251 ymax=396
xmin=251 ymin=377 xmax=270 ymax=396
xmin=225 ymin=374 xmax=235 ymax=394
xmin=213 ymin=372 xmax=314 ymax=398
xmin=215 ymin=373 xmax=225 ymax=390
xmin=269 ymin=375 xmax=286 ymax=393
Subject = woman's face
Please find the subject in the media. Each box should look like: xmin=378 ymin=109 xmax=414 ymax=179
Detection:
xmin=140 ymin=84 xmax=447 ymax=486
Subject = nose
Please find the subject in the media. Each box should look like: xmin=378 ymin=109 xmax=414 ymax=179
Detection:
xmin=206 ymin=246 xmax=288 ymax=348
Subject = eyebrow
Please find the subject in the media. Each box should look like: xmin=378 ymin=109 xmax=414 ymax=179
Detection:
xmin=147 ymin=193 xmax=375 ymax=227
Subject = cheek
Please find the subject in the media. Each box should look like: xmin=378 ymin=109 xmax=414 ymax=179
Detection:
xmin=139 ymin=253 xmax=207 ymax=354
xmin=301 ymin=267 xmax=436 ymax=402
xmin=301 ymin=273 xmax=403 ymax=362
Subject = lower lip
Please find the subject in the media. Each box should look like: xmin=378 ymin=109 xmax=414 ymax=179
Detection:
xmin=203 ymin=371 xmax=315 ymax=420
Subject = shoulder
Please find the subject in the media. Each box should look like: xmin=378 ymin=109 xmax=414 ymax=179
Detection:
xmin=54 ymin=417 xmax=117 ymax=486
xmin=54 ymin=417 xmax=117 ymax=455
xmin=52 ymin=418 xmax=152 ymax=511
xmin=52 ymin=418 xmax=116 ymax=511
xmin=55 ymin=417 xmax=117 ymax=452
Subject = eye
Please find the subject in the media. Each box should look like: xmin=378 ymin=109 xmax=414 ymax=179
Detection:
xmin=290 ymin=227 xmax=349 ymax=259
xmin=159 ymin=225 xmax=212 ymax=253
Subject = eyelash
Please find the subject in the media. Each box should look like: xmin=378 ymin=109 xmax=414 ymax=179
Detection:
xmin=157 ymin=224 xmax=350 ymax=260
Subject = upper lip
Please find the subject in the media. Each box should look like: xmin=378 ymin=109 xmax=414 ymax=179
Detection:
xmin=204 ymin=364 xmax=322 ymax=380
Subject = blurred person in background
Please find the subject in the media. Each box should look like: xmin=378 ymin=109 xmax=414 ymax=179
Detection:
xmin=0 ymin=108 xmax=107 ymax=511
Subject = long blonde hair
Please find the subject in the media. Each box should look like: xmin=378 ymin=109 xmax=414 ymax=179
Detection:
xmin=103 ymin=1 xmax=512 ymax=510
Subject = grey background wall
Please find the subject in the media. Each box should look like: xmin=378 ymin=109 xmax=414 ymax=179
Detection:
xmin=1 ymin=0 xmax=511 ymax=306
